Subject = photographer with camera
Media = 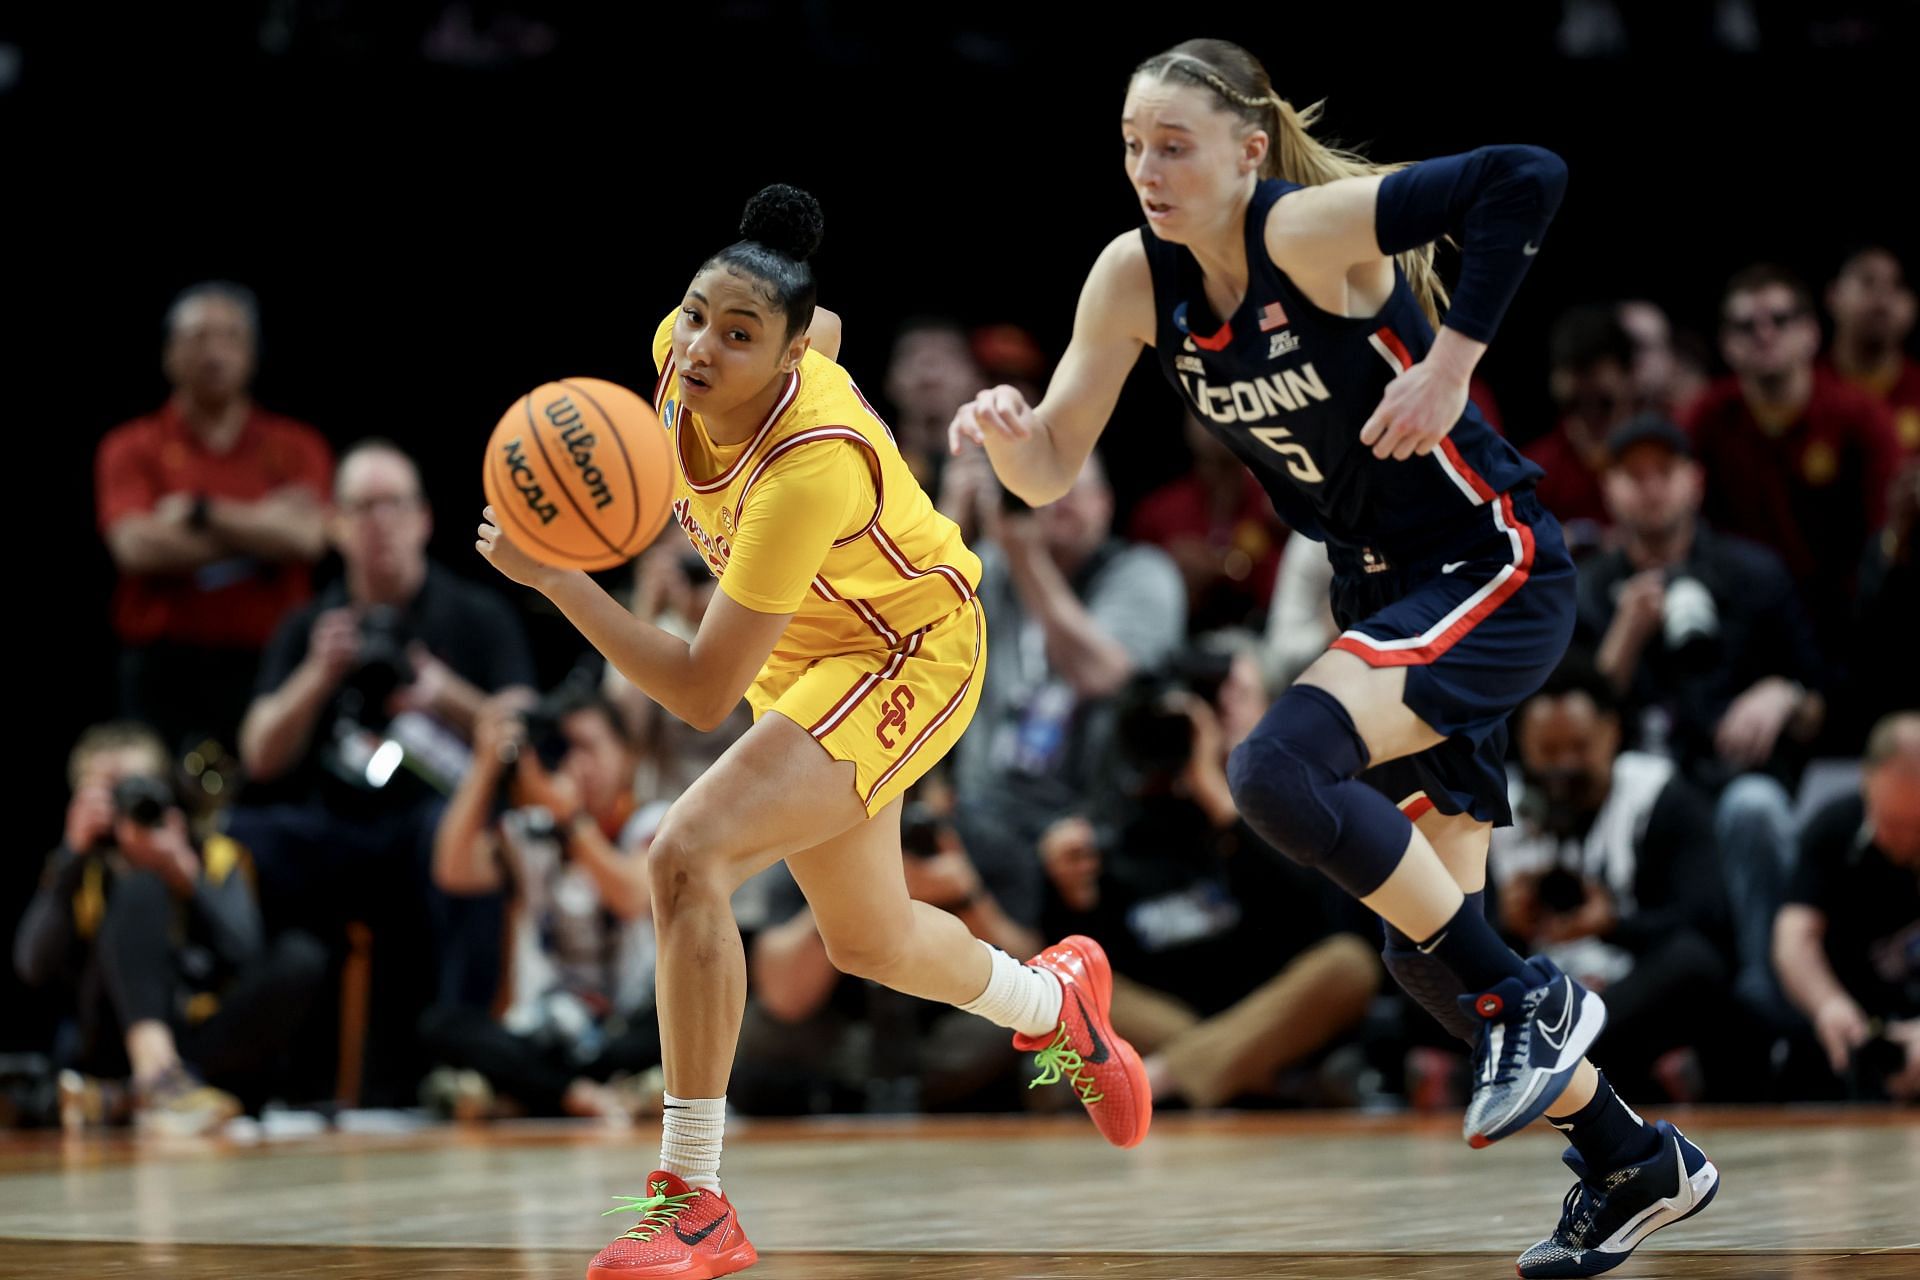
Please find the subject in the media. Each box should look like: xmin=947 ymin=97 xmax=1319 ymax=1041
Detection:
xmin=227 ymin=439 xmax=536 ymax=1105
xmin=1774 ymin=711 xmax=1920 ymax=1102
xmin=418 ymin=681 xmax=663 ymax=1122
xmin=1038 ymin=638 xmax=1380 ymax=1110
xmin=737 ymin=775 xmax=1044 ymax=1115
xmin=948 ymin=454 xmax=1187 ymax=896
xmin=1489 ymin=659 xmax=1750 ymax=1101
xmin=13 ymin=723 xmax=325 ymax=1133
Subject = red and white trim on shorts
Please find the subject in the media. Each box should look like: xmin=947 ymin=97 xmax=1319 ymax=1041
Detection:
xmin=1330 ymin=490 xmax=1537 ymax=668
xmin=1398 ymin=791 xmax=1436 ymax=822
xmin=677 ymin=369 xmax=801 ymax=494
xmin=810 ymin=574 xmax=901 ymax=648
xmin=734 ymin=427 xmax=884 ymax=548
xmin=805 ymin=626 xmax=927 ymax=740
xmin=1367 ymin=328 xmax=1496 ymax=509
xmin=869 ymin=526 xmax=975 ymax=606
xmin=862 ymin=600 xmax=983 ymax=806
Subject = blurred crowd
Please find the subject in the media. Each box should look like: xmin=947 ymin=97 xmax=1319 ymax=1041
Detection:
xmin=7 ymin=245 xmax=1917 ymax=1135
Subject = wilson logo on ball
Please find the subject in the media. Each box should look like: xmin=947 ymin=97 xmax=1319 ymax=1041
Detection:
xmin=543 ymin=394 xmax=616 ymax=511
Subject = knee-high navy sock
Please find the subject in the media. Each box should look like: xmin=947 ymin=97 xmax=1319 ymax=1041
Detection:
xmin=1383 ymin=891 xmax=1485 ymax=1043
xmin=1548 ymin=1070 xmax=1661 ymax=1174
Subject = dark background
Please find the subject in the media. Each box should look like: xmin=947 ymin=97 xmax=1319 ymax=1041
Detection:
xmin=9 ymin=2 xmax=1913 ymax=1048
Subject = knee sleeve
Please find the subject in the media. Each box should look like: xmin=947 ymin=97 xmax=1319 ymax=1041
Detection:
xmin=1227 ymin=684 xmax=1410 ymax=896
xmin=1382 ymin=891 xmax=1484 ymax=1044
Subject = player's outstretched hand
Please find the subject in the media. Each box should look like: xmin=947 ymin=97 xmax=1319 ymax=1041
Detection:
xmin=950 ymin=384 xmax=1040 ymax=456
xmin=476 ymin=506 xmax=556 ymax=590
xmin=1359 ymin=360 xmax=1471 ymax=462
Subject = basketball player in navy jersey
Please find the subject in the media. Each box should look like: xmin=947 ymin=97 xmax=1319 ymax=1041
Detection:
xmin=952 ymin=38 xmax=1719 ymax=1277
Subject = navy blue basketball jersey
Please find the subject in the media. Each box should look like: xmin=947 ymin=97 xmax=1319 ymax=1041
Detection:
xmin=1140 ymin=178 xmax=1543 ymax=563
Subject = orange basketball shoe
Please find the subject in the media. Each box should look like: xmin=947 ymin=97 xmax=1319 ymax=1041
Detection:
xmin=1013 ymin=934 xmax=1152 ymax=1149
xmin=587 ymin=1172 xmax=757 ymax=1280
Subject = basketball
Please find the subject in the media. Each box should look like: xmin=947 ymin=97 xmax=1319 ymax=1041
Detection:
xmin=481 ymin=377 xmax=675 ymax=571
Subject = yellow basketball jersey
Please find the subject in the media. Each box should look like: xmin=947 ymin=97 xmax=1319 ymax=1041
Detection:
xmin=649 ymin=311 xmax=982 ymax=666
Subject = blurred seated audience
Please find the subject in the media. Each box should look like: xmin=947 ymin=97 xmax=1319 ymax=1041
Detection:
xmin=14 ymin=723 xmax=325 ymax=1132
xmin=1617 ymin=299 xmax=1708 ymax=418
xmin=226 ymin=438 xmax=536 ymax=1105
xmin=881 ymin=316 xmax=989 ymax=491
xmin=1773 ymin=712 xmax=1920 ymax=1103
xmin=420 ymin=683 xmax=662 ymax=1123
xmin=1128 ymin=414 xmax=1287 ymax=633
xmin=1577 ymin=415 xmax=1823 ymax=1021
xmin=1821 ymin=245 xmax=1919 ymax=457
xmin=1833 ymin=460 xmax=1920 ymax=744
xmin=948 ymin=456 xmax=1186 ymax=917
xmin=1040 ymin=639 xmax=1380 ymax=1109
xmin=1579 ymin=414 xmax=1826 ymax=787
xmin=1523 ymin=304 xmax=1638 ymax=553
xmin=1681 ymin=263 xmax=1900 ymax=667
xmin=1491 ymin=661 xmax=1748 ymax=1101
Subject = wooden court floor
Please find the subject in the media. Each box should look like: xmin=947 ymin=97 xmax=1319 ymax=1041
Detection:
xmin=2 ymin=1109 xmax=1914 ymax=1278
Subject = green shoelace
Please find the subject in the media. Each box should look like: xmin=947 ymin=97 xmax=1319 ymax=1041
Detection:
xmin=602 ymin=1179 xmax=698 ymax=1243
xmin=1028 ymin=1022 xmax=1104 ymax=1106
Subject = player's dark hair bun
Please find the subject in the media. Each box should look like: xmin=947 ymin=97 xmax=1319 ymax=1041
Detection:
xmin=740 ymin=184 xmax=824 ymax=263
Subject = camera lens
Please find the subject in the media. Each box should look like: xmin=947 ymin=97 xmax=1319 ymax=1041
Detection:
xmin=111 ymin=775 xmax=174 ymax=828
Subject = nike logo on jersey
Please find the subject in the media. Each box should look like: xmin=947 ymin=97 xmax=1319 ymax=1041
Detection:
xmin=1523 ymin=241 xmax=1541 ymax=256
xmin=674 ymin=1212 xmax=729 ymax=1247
xmin=1442 ymin=561 xmax=1467 ymax=574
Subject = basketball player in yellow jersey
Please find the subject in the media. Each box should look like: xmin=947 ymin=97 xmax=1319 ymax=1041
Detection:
xmin=477 ymin=185 xmax=1149 ymax=1280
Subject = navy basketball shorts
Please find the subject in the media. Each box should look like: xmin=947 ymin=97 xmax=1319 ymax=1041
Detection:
xmin=1326 ymin=488 xmax=1575 ymax=826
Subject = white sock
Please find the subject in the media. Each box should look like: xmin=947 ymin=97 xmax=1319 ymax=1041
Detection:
xmin=659 ymin=1094 xmax=726 ymax=1193
xmin=957 ymin=941 xmax=1063 ymax=1038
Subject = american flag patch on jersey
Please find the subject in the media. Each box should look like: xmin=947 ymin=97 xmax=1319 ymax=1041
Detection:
xmin=1258 ymin=301 xmax=1288 ymax=332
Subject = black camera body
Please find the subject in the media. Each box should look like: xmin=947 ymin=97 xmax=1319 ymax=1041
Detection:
xmin=1848 ymin=1031 xmax=1910 ymax=1099
xmin=492 ymin=681 xmax=592 ymax=822
xmin=344 ymin=605 xmax=417 ymax=721
xmin=111 ymin=775 xmax=175 ymax=829
xmin=900 ymin=800 xmax=949 ymax=859
xmin=1111 ymin=650 xmax=1237 ymax=781
xmin=1535 ymin=865 xmax=1589 ymax=914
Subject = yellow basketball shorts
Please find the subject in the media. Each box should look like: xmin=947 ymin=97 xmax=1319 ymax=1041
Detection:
xmin=749 ymin=597 xmax=985 ymax=817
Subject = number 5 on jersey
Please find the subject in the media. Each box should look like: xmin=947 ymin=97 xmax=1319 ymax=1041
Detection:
xmin=1250 ymin=425 xmax=1324 ymax=484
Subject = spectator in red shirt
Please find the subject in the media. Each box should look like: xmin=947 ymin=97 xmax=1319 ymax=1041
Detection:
xmin=1618 ymin=299 xmax=1709 ymax=419
xmin=97 ymin=283 xmax=332 ymax=756
xmin=1129 ymin=415 xmax=1287 ymax=632
xmin=1523 ymin=304 xmax=1637 ymax=554
xmin=1822 ymin=245 xmax=1920 ymax=458
xmin=1680 ymin=264 xmax=1900 ymax=665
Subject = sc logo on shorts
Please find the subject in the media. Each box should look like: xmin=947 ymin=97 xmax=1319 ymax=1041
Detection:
xmin=874 ymin=686 xmax=917 ymax=749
